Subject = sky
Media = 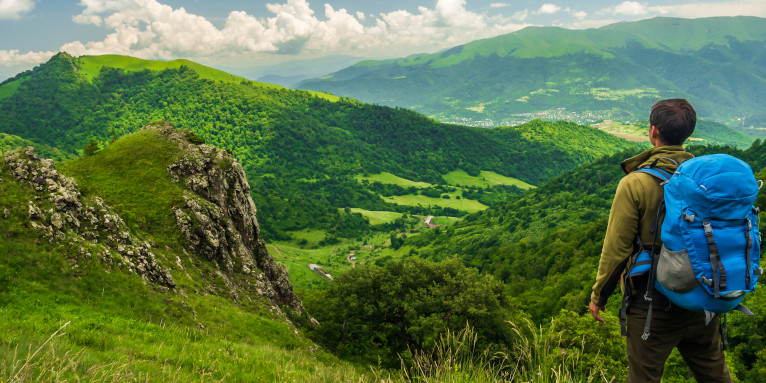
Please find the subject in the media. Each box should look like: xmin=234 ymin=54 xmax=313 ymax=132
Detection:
xmin=1 ymin=0 xmax=765 ymax=79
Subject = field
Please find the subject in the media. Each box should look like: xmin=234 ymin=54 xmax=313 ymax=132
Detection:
xmin=355 ymin=172 xmax=433 ymax=188
xmin=382 ymin=194 xmax=487 ymax=213
xmin=442 ymin=169 xmax=535 ymax=189
xmin=590 ymin=120 xmax=648 ymax=142
xmin=348 ymin=208 xmax=405 ymax=225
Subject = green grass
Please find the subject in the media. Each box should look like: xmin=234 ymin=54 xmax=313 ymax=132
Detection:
xmin=57 ymin=127 xmax=186 ymax=245
xmin=288 ymin=228 xmax=329 ymax=245
xmin=442 ymin=169 xmax=536 ymax=189
xmin=430 ymin=216 xmax=462 ymax=226
xmin=0 ymin=140 xmax=377 ymax=382
xmin=383 ymin=194 xmax=487 ymax=213
xmin=268 ymin=243 xmax=348 ymax=290
xmin=356 ymin=172 xmax=433 ymax=188
xmin=0 ymin=76 xmax=28 ymax=100
xmin=348 ymin=208 xmax=404 ymax=225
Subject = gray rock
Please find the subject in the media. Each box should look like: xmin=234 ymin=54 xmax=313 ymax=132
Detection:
xmin=155 ymin=121 xmax=303 ymax=313
xmin=4 ymin=147 xmax=176 ymax=289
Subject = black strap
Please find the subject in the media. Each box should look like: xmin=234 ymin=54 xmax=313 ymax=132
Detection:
xmin=650 ymin=202 xmax=665 ymax=235
xmin=745 ymin=218 xmax=753 ymax=287
xmin=703 ymin=221 xmax=727 ymax=296
xmin=644 ymin=201 xmax=665 ymax=302
xmin=619 ymin=292 xmax=630 ymax=336
xmin=642 ymin=302 xmax=653 ymax=340
xmin=734 ymin=304 xmax=754 ymax=316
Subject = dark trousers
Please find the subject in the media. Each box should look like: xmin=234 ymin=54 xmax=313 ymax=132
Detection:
xmin=626 ymin=306 xmax=733 ymax=382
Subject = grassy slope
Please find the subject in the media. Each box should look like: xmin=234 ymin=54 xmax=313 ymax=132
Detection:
xmin=0 ymin=133 xmax=368 ymax=381
xmin=58 ymin=129 xmax=186 ymax=245
xmin=442 ymin=170 xmax=536 ymax=189
xmin=383 ymin=194 xmax=487 ymax=213
xmin=0 ymin=76 xmax=28 ymax=100
xmin=76 ymin=54 xmax=339 ymax=102
xmin=0 ymin=132 xmax=74 ymax=160
xmin=355 ymin=172 xmax=434 ymax=188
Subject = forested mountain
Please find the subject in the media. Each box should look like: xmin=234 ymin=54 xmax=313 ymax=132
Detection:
xmin=0 ymin=53 xmax=633 ymax=240
xmin=299 ymin=17 xmax=766 ymax=131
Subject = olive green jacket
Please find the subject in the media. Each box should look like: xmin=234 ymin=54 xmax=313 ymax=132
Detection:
xmin=590 ymin=146 xmax=694 ymax=306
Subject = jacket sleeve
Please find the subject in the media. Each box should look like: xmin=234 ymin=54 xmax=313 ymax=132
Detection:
xmin=591 ymin=176 xmax=641 ymax=306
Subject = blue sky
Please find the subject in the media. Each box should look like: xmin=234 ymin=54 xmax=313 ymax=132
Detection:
xmin=1 ymin=0 xmax=765 ymax=79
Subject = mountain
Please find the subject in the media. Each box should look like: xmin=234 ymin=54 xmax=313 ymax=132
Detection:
xmin=217 ymin=55 xmax=365 ymax=88
xmin=298 ymin=17 xmax=766 ymax=133
xmin=0 ymin=123 xmax=381 ymax=381
xmin=0 ymin=53 xmax=634 ymax=241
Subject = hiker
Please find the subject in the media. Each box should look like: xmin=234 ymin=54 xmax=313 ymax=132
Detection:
xmin=589 ymin=99 xmax=733 ymax=382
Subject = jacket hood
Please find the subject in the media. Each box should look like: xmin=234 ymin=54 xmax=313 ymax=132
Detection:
xmin=620 ymin=145 xmax=694 ymax=174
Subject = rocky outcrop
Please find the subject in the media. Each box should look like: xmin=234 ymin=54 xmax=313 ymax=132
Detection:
xmin=3 ymin=146 xmax=175 ymax=288
xmin=146 ymin=121 xmax=303 ymax=313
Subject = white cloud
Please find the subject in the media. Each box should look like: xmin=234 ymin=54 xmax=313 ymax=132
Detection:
xmin=599 ymin=0 xmax=766 ymax=18
xmin=612 ymin=1 xmax=649 ymax=16
xmin=0 ymin=0 xmax=34 ymax=19
xmin=649 ymin=0 xmax=766 ymax=17
xmin=1 ymin=0 xmax=531 ymax=68
xmin=535 ymin=3 xmax=561 ymax=15
xmin=573 ymin=10 xmax=587 ymax=19
xmin=512 ymin=9 xmax=529 ymax=21
xmin=0 ymin=49 xmax=55 ymax=66
xmin=490 ymin=2 xmax=511 ymax=8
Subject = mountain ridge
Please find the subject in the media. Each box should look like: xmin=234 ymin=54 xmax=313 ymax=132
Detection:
xmin=299 ymin=16 xmax=766 ymax=129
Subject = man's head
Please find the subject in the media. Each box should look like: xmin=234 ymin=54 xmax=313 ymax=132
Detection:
xmin=649 ymin=98 xmax=696 ymax=146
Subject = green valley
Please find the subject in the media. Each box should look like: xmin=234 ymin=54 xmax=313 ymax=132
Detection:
xmin=4 ymin=44 xmax=764 ymax=383
xmin=0 ymin=52 xmax=634 ymax=244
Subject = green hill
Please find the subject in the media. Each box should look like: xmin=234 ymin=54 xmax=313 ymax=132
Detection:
xmin=0 ymin=53 xmax=634 ymax=241
xmin=299 ymin=16 xmax=766 ymax=136
xmin=0 ymin=125 xmax=371 ymax=381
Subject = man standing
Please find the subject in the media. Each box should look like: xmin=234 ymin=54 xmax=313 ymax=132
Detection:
xmin=589 ymin=99 xmax=733 ymax=382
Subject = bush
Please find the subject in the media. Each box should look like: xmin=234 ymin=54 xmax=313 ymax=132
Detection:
xmin=82 ymin=139 xmax=100 ymax=156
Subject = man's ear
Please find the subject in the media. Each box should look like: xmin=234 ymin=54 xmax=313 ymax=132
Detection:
xmin=649 ymin=125 xmax=658 ymax=140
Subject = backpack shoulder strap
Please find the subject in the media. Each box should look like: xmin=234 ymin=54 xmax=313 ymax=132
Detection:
xmin=633 ymin=167 xmax=672 ymax=183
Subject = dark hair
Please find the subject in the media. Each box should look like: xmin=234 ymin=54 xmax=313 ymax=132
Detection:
xmin=650 ymin=99 xmax=696 ymax=145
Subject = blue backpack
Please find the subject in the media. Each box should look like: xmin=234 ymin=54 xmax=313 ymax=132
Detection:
xmin=625 ymin=154 xmax=761 ymax=340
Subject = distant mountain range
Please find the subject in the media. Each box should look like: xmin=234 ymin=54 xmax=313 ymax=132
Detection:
xmin=298 ymin=17 xmax=766 ymax=130
xmin=220 ymin=55 xmax=365 ymax=88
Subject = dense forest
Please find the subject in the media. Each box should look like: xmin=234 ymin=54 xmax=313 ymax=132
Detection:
xmin=0 ymin=53 xmax=633 ymax=240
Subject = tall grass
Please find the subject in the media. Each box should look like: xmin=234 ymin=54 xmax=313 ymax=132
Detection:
xmin=392 ymin=320 xmax=615 ymax=383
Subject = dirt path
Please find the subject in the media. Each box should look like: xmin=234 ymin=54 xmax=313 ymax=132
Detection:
xmin=270 ymin=245 xmax=283 ymax=257
xmin=346 ymin=252 xmax=356 ymax=268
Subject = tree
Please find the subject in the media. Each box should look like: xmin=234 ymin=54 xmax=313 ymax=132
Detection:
xmin=303 ymin=258 xmax=518 ymax=367
xmin=82 ymin=138 xmax=100 ymax=156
